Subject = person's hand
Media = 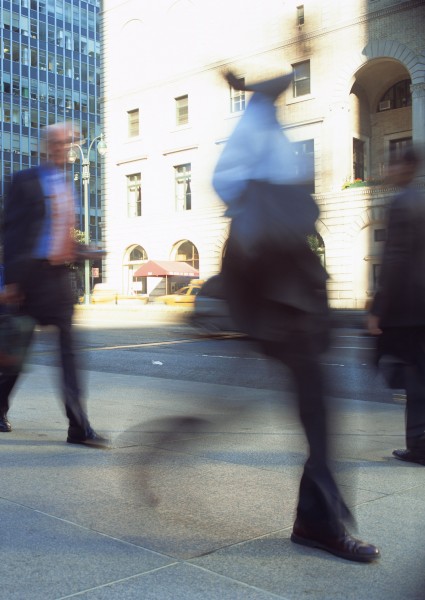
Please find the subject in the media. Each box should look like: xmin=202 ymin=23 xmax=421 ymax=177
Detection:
xmin=367 ymin=314 xmax=382 ymax=335
xmin=0 ymin=283 xmax=24 ymax=304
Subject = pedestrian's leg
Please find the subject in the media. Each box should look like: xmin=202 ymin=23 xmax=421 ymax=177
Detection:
xmin=284 ymin=345 xmax=352 ymax=533
xmin=0 ymin=322 xmax=35 ymax=431
xmin=0 ymin=373 xmax=20 ymax=431
xmin=283 ymin=341 xmax=379 ymax=561
xmin=404 ymin=363 xmax=425 ymax=451
xmin=57 ymin=319 xmax=89 ymax=435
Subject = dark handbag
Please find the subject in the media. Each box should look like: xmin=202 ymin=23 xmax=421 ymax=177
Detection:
xmin=0 ymin=312 xmax=35 ymax=374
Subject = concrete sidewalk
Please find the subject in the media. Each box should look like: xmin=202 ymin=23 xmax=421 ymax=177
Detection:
xmin=1 ymin=360 xmax=424 ymax=599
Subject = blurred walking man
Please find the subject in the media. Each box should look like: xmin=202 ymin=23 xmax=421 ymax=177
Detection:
xmin=368 ymin=147 xmax=425 ymax=465
xmin=214 ymin=71 xmax=380 ymax=562
xmin=0 ymin=122 xmax=107 ymax=447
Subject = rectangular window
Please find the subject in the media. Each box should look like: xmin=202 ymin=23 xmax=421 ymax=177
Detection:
xmin=230 ymin=78 xmax=246 ymax=113
xmin=374 ymin=229 xmax=386 ymax=242
xmin=292 ymin=60 xmax=311 ymax=97
xmin=21 ymin=16 xmax=30 ymax=36
xmin=175 ymin=163 xmax=191 ymax=211
xmin=175 ymin=95 xmax=189 ymax=126
xmin=3 ymin=73 xmax=11 ymax=94
xmin=353 ymin=138 xmax=365 ymax=180
xmin=31 ymin=109 xmax=38 ymax=128
xmin=128 ymin=109 xmax=139 ymax=137
xmin=12 ymin=107 xmax=20 ymax=125
xmin=3 ymin=39 xmax=11 ymax=60
xmin=2 ymin=107 xmax=11 ymax=123
xmin=12 ymin=76 xmax=20 ymax=96
xmin=39 ymin=21 xmax=46 ymax=41
xmin=389 ymin=137 xmax=412 ymax=164
xmin=31 ymin=48 xmax=38 ymax=67
xmin=48 ymin=23 xmax=55 ymax=44
xmin=12 ymin=42 xmax=20 ymax=62
xmin=127 ymin=173 xmax=142 ymax=217
xmin=21 ymin=77 xmax=30 ymax=99
xmin=3 ymin=10 xmax=10 ymax=29
xmin=22 ymin=46 xmax=29 ymax=65
xmin=297 ymin=5 xmax=304 ymax=26
xmin=31 ymin=19 xmax=38 ymax=38
xmin=39 ymin=49 xmax=47 ymax=71
xmin=293 ymin=139 xmax=315 ymax=193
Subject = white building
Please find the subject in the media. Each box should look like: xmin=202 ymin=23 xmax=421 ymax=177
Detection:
xmin=101 ymin=0 xmax=425 ymax=306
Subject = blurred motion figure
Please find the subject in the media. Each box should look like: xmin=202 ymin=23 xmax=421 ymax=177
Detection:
xmin=0 ymin=122 xmax=107 ymax=447
xmin=214 ymin=71 xmax=380 ymax=562
xmin=368 ymin=147 xmax=425 ymax=465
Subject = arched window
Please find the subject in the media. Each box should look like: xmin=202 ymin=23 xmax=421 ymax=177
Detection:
xmin=129 ymin=246 xmax=147 ymax=262
xmin=123 ymin=245 xmax=148 ymax=295
xmin=174 ymin=240 xmax=199 ymax=270
xmin=377 ymin=79 xmax=411 ymax=112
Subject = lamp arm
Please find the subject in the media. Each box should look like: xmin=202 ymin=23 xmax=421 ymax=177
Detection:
xmin=87 ymin=134 xmax=104 ymax=156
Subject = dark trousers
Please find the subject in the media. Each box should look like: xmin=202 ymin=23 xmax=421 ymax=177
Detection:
xmin=263 ymin=336 xmax=351 ymax=537
xmin=405 ymin=359 xmax=425 ymax=450
xmin=379 ymin=327 xmax=425 ymax=451
xmin=0 ymin=261 xmax=89 ymax=434
xmin=222 ymin=240 xmax=350 ymax=535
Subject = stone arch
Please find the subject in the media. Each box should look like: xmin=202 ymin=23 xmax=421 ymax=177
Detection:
xmin=348 ymin=204 xmax=390 ymax=306
xmin=332 ymin=40 xmax=424 ymax=102
xmin=213 ymin=223 xmax=231 ymax=266
xmin=171 ymin=239 xmax=199 ymax=270
xmin=344 ymin=204 xmax=388 ymax=239
xmin=122 ymin=243 xmax=149 ymax=295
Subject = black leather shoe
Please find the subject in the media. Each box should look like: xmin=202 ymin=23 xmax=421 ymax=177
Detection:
xmin=67 ymin=427 xmax=109 ymax=448
xmin=0 ymin=415 xmax=12 ymax=432
xmin=291 ymin=523 xmax=380 ymax=563
xmin=392 ymin=448 xmax=425 ymax=465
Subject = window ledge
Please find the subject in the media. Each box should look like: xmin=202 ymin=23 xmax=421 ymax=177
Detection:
xmin=286 ymin=94 xmax=315 ymax=105
xmin=116 ymin=155 xmax=148 ymax=166
xmin=162 ymin=144 xmax=198 ymax=156
xmin=171 ymin=124 xmax=191 ymax=133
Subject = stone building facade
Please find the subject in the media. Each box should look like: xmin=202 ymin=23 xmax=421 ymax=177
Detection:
xmin=101 ymin=0 xmax=425 ymax=305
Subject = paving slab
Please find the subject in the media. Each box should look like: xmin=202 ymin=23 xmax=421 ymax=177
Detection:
xmin=1 ymin=363 xmax=424 ymax=599
xmin=0 ymin=499 xmax=175 ymax=600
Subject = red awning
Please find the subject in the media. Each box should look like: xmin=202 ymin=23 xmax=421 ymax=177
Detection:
xmin=133 ymin=260 xmax=199 ymax=278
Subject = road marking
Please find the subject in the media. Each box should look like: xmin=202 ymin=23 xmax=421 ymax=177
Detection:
xmin=332 ymin=346 xmax=374 ymax=350
xmin=201 ymin=354 xmax=266 ymax=360
xmin=80 ymin=338 xmax=201 ymax=351
xmin=322 ymin=362 xmax=345 ymax=366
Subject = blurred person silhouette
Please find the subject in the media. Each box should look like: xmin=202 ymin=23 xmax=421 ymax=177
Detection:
xmin=0 ymin=122 xmax=107 ymax=447
xmin=368 ymin=146 xmax=425 ymax=465
xmin=212 ymin=70 xmax=380 ymax=562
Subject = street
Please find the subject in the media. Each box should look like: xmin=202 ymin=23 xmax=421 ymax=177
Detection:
xmin=27 ymin=311 xmax=395 ymax=406
xmin=4 ymin=309 xmax=425 ymax=600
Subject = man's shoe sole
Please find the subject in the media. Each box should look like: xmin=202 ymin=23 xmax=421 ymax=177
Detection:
xmin=290 ymin=532 xmax=380 ymax=563
xmin=392 ymin=450 xmax=425 ymax=465
xmin=67 ymin=437 xmax=110 ymax=449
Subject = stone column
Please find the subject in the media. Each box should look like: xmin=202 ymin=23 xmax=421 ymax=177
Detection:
xmin=411 ymin=81 xmax=425 ymax=178
xmin=325 ymin=100 xmax=352 ymax=191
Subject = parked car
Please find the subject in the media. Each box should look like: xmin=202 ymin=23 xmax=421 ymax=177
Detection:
xmin=156 ymin=282 xmax=203 ymax=305
xmin=187 ymin=275 xmax=240 ymax=334
xmin=90 ymin=284 xmax=118 ymax=304
xmin=91 ymin=284 xmax=149 ymax=305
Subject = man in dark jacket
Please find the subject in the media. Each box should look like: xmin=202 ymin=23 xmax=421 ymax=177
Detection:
xmin=0 ymin=123 xmax=107 ymax=447
xmin=215 ymin=71 xmax=379 ymax=562
xmin=368 ymin=147 xmax=425 ymax=465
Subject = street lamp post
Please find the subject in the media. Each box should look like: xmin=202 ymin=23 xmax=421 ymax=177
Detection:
xmin=68 ymin=135 xmax=107 ymax=305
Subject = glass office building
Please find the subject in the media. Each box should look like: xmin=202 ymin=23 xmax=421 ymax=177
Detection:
xmin=0 ymin=0 xmax=102 ymax=245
